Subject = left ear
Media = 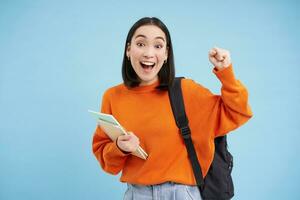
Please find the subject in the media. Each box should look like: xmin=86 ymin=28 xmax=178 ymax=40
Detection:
xmin=164 ymin=47 xmax=169 ymax=61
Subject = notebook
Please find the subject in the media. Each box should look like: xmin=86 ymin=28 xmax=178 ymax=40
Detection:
xmin=88 ymin=110 xmax=148 ymax=160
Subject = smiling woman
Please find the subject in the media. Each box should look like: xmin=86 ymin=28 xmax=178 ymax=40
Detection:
xmin=121 ymin=17 xmax=175 ymax=89
xmin=126 ymin=25 xmax=168 ymax=86
xmin=92 ymin=17 xmax=253 ymax=200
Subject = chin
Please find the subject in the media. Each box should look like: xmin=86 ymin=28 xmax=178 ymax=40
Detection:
xmin=139 ymin=76 xmax=157 ymax=84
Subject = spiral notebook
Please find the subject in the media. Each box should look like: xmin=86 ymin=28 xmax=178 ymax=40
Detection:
xmin=88 ymin=110 xmax=148 ymax=160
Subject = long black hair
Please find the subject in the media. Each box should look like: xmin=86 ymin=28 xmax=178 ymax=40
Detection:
xmin=122 ymin=17 xmax=175 ymax=90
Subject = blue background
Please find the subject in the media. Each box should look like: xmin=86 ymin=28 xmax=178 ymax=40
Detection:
xmin=1 ymin=0 xmax=299 ymax=199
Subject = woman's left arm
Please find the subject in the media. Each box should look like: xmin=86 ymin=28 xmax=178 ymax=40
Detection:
xmin=208 ymin=47 xmax=253 ymax=137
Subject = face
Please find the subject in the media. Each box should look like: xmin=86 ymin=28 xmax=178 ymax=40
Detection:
xmin=126 ymin=25 xmax=168 ymax=86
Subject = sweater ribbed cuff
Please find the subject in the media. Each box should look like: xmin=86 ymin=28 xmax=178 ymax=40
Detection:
xmin=115 ymin=138 xmax=131 ymax=155
xmin=213 ymin=64 xmax=237 ymax=85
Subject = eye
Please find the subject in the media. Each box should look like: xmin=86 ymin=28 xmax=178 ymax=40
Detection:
xmin=136 ymin=42 xmax=145 ymax=47
xmin=155 ymin=44 xmax=163 ymax=49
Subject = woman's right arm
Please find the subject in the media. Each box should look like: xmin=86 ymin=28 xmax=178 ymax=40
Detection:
xmin=92 ymin=90 xmax=129 ymax=175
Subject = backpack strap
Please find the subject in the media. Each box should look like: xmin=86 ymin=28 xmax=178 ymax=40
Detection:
xmin=168 ymin=77 xmax=205 ymax=192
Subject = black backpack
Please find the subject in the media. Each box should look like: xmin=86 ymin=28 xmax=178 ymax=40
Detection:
xmin=168 ymin=77 xmax=234 ymax=200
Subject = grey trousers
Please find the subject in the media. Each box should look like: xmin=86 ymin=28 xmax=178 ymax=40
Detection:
xmin=123 ymin=181 xmax=202 ymax=200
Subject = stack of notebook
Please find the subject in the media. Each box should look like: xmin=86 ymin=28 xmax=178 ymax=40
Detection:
xmin=89 ymin=110 xmax=148 ymax=160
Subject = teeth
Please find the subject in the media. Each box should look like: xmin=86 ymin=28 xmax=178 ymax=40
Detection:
xmin=141 ymin=61 xmax=155 ymax=66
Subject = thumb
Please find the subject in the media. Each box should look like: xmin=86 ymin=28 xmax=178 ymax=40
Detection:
xmin=127 ymin=131 xmax=135 ymax=136
xmin=127 ymin=131 xmax=139 ymax=141
xmin=118 ymin=134 xmax=131 ymax=141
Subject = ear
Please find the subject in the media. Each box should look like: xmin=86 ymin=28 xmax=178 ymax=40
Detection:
xmin=126 ymin=43 xmax=131 ymax=58
xmin=164 ymin=46 xmax=169 ymax=61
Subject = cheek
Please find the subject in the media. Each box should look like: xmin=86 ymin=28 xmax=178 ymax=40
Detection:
xmin=157 ymin=52 xmax=167 ymax=61
xmin=130 ymin=47 xmax=143 ymax=58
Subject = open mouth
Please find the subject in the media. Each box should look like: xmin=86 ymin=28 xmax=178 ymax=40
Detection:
xmin=140 ymin=61 xmax=155 ymax=70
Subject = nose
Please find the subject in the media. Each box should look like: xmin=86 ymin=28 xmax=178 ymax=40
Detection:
xmin=143 ymin=46 xmax=155 ymax=58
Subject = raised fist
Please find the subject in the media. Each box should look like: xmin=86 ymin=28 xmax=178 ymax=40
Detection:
xmin=209 ymin=47 xmax=231 ymax=70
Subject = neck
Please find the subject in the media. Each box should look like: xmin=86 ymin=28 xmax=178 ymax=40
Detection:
xmin=139 ymin=77 xmax=159 ymax=86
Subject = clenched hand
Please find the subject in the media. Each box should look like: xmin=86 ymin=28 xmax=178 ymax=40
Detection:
xmin=209 ymin=47 xmax=232 ymax=70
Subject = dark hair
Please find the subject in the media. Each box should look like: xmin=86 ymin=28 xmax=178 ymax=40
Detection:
xmin=122 ymin=17 xmax=175 ymax=90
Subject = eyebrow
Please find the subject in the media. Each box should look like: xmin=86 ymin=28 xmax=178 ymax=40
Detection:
xmin=134 ymin=34 xmax=165 ymax=42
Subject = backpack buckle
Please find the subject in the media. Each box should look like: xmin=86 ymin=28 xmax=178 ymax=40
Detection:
xmin=180 ymin=126 xmax=191 ymax=139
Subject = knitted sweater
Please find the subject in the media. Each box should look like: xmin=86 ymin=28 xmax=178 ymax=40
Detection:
xmin=92 ymin=64 xmax=253 ymax=185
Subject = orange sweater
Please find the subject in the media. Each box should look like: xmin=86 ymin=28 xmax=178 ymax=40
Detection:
xmin=92 ymin=65 xmax=253 ymax=185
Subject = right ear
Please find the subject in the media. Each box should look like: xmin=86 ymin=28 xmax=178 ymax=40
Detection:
xmin=126 ymin=42 xmax=131 ymax=58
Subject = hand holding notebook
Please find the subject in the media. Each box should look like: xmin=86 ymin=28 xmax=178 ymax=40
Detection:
xmin=88 ymin=110 xmax=148 ymax=160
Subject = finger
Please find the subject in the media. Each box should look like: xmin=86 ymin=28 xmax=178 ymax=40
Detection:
xmin=118 ymin=134 xmax=131 ymax=141
xmin=210 ymin=47 xmax=220 ymax=58
xmin=129 ymin=131 xmax=139 ymax=137
xmin=216 ymin=51 xmax=226 ymax=61
xmin=219 ymin=55 xmax=226 ymax=62
xmin=127 ymin=132 xmax=137 ymax=138
xmin=129 ymin=133 xmax=140 ymax=142
xmin=209 ymin=49 xmax=217 ymax=56
xmin=213 ymin=46 xmax=221 ymax=53
xmin=209 ymin=56 xmax=218 ymax=64
xmin=214 ymin=47 xmax=226 ymax=55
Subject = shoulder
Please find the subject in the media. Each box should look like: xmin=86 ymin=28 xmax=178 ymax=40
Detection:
xmin=102 ymin=83 xmax=126 ymax=100
xmin=180 ymin=78 xmax=212 ymax=97
xmin=181 ymin=78 xmax=205 ymax=91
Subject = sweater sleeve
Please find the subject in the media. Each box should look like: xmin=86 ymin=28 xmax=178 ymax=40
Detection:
xmin=188 ymin=64 xmax=253 ymax=137
xmin=92 ymin=90 xmax=129 ymax=175
xmin=212 ymin=64 xmax=253 ymax=137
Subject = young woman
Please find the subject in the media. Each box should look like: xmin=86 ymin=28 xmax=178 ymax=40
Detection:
xmin=92 ymin=17 xmax=253 ymax=200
